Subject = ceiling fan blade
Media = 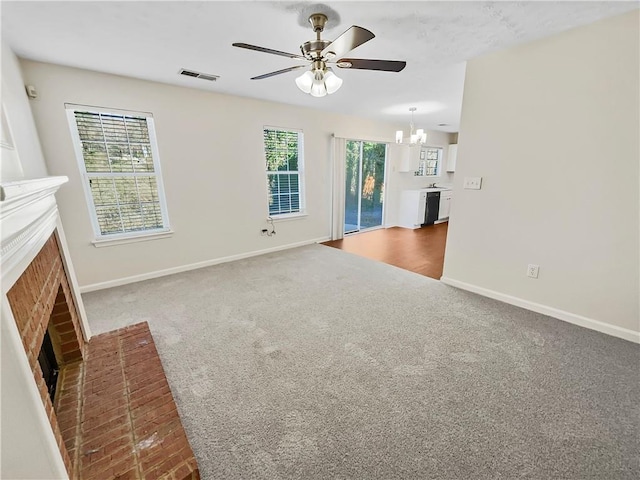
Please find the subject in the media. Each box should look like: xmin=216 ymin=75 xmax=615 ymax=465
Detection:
xmin=321 ymin=26 xmax=375 ymax=59
xmin=251 ymin=65 xmax=307 ymax=80
xmin=232 ymin=42 xmax=306 ymax=60
xmin=336 ymin=58 xmax=407 ymax=72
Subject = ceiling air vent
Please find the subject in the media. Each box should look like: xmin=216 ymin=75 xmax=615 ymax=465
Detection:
xmin=178 ymin=69 xmax=219 ymax=82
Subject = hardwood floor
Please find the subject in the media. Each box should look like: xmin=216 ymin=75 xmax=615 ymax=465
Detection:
xmin=322 ymin=223 xmax=449 ymax=280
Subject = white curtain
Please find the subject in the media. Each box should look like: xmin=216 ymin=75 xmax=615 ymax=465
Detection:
xmin=331 ymin=136 xmax=347 ymax=240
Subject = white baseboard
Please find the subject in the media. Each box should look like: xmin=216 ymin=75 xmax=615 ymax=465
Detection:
xmin=440 ymin=276 xmax=640 ymax=344
xmin=80 ymin=237 xmax=331 ymax=293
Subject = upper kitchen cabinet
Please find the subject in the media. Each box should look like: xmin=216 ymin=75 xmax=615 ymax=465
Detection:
xmin=446 ymin=144 xmax=458 ymax=172
xmin=396 ymin=145 xmax=444 ymax=176
xmin=397 ymin=145 xmax=422 ymax=173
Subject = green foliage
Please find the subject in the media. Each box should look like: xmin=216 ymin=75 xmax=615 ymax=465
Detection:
xmin=344 ymin=140 xmax=387 ymax=230
xmin=345 ymin=140 xmax=386 ymax=204
xmin=264 ymin=129 xmax=302 ymax=215
xmin=264 ymin=129 xmax=299 ymax=172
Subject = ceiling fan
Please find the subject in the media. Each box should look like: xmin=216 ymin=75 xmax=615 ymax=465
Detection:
xmin=232 ymin=13 xmax=406 ymax=97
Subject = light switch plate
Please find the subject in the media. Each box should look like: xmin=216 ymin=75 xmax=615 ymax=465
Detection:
xmin=463 ymin=177 xmax=482 ymax=190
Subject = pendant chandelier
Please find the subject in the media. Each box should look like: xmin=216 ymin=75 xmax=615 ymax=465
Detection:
xmin=395 ymin=107 xmax=427 ymax=145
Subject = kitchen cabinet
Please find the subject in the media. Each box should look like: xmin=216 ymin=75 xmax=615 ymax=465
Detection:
xmin=387 ymin=143 xmax=405 ymax=172
xmin=438 ymin=190 xmax=452 ymax=220
xmin=398 ymin=190 xmax=427 ymax=228
xmin=398 ymin=145 xmax=422 ymax=173
xmin=399 ymin=188 xmax=452 ymax=228
xmin=446 ymin=144 xmax=457 ymax=172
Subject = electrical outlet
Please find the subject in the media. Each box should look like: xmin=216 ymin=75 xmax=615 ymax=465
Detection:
xmin=463 ymin=177 xmax=482 ymax=190
xmin=527 ymin=264 xmax=539 ymax=278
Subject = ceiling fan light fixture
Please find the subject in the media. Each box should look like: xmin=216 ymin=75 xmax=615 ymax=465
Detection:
xmin=324 ymin=68 xmax=343 ymax=94
xmin=297 ymin=67 xmax=342 ymax=97
xmin=234 ymin=12 xmax=405 ymax=97
xmin=295 ymin=70 xmax=314 ymax=93
xmin=310 ymin=76 xmax=327 ymax=97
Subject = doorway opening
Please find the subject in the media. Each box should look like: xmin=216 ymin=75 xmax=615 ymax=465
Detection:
xmin=344 ymin=140 xmax=387 ymax=234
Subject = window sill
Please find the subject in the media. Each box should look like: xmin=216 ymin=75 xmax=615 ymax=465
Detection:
xmin=268 ymin=213 xmax=308 ymax=223
xmin=91 ymin=230 xmax=174 ymax=248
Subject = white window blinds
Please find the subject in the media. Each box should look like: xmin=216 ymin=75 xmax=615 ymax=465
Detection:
xmin=67 ymin=106 xmax=170 ymax=239
xmin=264 ymin=128 xmax=304 ymax=216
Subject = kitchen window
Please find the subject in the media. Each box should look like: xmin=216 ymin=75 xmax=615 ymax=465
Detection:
xmin=66 ymin=105 xmax=171 ymax=244
xmin=264 ymin=127 xmax=305 ymax=217
xmin=418 ymin=147 xmax=442 ymax=176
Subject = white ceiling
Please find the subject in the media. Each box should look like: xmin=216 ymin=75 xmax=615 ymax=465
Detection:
xmin=2 ymin=1 xmax=637 ymax=132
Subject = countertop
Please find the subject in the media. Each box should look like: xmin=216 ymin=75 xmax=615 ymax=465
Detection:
xmin=417 ymin=187 xmax=452 ymax=192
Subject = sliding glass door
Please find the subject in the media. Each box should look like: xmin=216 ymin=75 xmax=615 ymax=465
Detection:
xmin=344 ymin=140 xmax=387 ymax=234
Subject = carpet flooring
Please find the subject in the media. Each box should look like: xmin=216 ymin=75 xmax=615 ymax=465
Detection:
xmin=83 ymin=244 xmax=640 ymax=479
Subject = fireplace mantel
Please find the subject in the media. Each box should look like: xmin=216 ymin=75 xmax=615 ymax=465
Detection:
xmin=1 ymin=176 xmax=68 ymax=290
xmin=0 ymin=175 xmax=68 ymax=203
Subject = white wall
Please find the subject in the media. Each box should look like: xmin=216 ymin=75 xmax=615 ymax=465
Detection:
xmin=1 ymin=43 xmax=48 ymax=181
xmin=20 ymin=60 xmax=408 ymax=288
xmin=443 ymin=10 xmax=639 ymax=338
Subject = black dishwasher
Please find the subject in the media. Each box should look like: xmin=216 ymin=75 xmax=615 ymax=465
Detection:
xmin=423 ymin=192 xmax=440 ymax=226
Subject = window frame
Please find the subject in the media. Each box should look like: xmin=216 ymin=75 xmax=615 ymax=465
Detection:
xmin=263 ymin=126 xmax=306 ymax=219
xmin=418 ymin=146 xmax=443 ymax=177
xmin=65 ymin=104 xmax=172 ymax=244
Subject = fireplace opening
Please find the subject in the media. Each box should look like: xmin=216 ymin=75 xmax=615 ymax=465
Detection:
xmin=38 ymin=330 xmax=60 ymax=404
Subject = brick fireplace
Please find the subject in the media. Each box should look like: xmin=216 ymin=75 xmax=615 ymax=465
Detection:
xmin=6 ymin=232 xmax=86 ymax=476
xmin=1 ymin=176 xmax=85 ymax=478
xmin=1 ymin=177 xmax=199 ymax=479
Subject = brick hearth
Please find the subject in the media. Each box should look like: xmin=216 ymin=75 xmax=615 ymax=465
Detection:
xmin=58 ymin=322 xmax=199 ymax=480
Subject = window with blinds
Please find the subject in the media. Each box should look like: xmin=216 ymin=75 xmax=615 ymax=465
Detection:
xmin=66 ymin=105 xmax=170 ymax=239
xmin=264 ymin=128 xmax=305 ymax=216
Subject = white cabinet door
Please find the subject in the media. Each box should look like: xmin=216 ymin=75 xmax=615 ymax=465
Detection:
xmin=399 ymin=190 xmax=426 ymax=228
xmin=398 ymin=146 xmax=421 ymax=173
xmin=387 ymin=144 xmax=405 ymax=172
xmin=446 ymin=144 xmax=457 ymax=172
xmin=417 ymin=191 xmax=427 ymax=224
xmin=438 ymin=192 xmax=452 ymax=219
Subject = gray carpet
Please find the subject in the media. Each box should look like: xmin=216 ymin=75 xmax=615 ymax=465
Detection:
xmin=83 ymin=244 xmax=640 ymax=479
